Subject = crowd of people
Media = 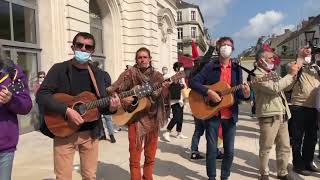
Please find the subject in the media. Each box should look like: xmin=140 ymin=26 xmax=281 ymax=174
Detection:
xmin=0 ymin=32 xmax=320 ymax=180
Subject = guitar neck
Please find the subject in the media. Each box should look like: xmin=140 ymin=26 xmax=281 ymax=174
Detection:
xmin=222 ymin=75 xmax=275 ymax=95
xmin=84 ymin=89 xmax=135 ymax=110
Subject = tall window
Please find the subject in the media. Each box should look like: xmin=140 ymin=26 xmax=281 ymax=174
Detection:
xmin=178 ymin=43 xmax=183 ymax=52
xmin=89 ymin=0 xmax=105 ymax=69
xmin=191 ymin=10 xmax=196 ymax=20
xmin=191 ymin=27 xmax=196 ymax=38
xmin=90 ymin=0 xmax=103 ymax=55
xmin=0 ymin=0 xmax=37 ymax=43
xmin=177 ymin=28 xmax=183 ymax=39
xmin=177 ymin=11 xmax=182 ymax=21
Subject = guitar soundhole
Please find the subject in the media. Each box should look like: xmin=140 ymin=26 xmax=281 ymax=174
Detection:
xmin=73 ymin=103 xmax=86 ymax=116
xmin=206 ymin=91 xmax=223 ymax=107
xmin=125 ymin=96 xmax=139 ymax=113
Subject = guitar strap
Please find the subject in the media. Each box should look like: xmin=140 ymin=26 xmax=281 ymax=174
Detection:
xmin=87 ymin=65 xmax=101 ymax=98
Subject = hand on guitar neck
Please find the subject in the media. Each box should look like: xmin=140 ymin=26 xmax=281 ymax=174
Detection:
xmin=66 ymin=94 xmax=121 ymax=126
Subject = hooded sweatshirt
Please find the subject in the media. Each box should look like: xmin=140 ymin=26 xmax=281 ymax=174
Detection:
xmin=0 ymin=65 xmax=32 ymax=153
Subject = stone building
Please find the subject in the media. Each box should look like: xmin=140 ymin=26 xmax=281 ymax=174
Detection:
xmin=0 ymin=0 xmax=177 ymax=133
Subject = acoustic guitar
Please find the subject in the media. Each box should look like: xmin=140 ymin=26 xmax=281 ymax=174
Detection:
xmin=189 ymin=72 xmax=279 ymax=120
xmin=44 ymin=83 xmax=153 ymax=137
xmin=112 ymin=71 xmax=185 ymax=125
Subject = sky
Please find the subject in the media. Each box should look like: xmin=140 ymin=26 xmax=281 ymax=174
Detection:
xmin=184 ymin=0 xmax=320 ymax=56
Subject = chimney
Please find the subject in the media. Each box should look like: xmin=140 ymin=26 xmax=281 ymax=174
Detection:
xmin=308 ymin=16 xmax=315 ymax=21
xmin=284 ymin=29 xmax=291 ymax=34
xmin=302 ymin=20 xmax=308 ymax=28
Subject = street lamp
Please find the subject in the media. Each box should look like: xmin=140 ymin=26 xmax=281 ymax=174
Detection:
xmin=304 ymin=30 xmax=316 ymax=46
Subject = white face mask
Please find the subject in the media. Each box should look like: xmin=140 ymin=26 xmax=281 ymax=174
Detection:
xmin=220 ymin=45 xmax=232 ymax=58
xmin=304 ymin=56 xmax=312 ymax=64
xmin=180 ymin=68 xmax=184 ymax=71
xmin=261 ymin=58 xmax=274 ymax=70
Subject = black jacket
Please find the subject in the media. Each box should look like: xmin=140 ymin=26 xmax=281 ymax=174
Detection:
xmin=36 ymin=60 xmax=112 ymax=138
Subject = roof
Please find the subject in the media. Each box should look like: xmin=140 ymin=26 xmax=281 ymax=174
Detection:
xmin=176 ymin=0 xmax=204 ymax=23
xmin=278 ymin=15 xmax=320 ymax=47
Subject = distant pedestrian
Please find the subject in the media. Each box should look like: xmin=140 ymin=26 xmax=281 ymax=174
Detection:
xmin=163 ymin=62 xmax=188 ymax=142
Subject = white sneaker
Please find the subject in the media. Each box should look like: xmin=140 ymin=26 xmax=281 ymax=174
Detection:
xmin=177 ymin=133 xmax=188 ymax=139
xmin=163 ymin=132 xmax=171 ymax=142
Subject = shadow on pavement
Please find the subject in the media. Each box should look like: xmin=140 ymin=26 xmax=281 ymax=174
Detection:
xmin=74 ymin=161 xmax=130 ymax=180
xmin=154 ymin=157 xmax=207 ymax=180
xmin=157 ymin=139 xmax=193 ymax=161
xmin=237 ymin=124 xmax=259 ymax=133
xmin=236 ymin=131 xmax=259 ymax=139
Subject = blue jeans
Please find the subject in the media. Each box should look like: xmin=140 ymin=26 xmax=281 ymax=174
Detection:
xmin=0 ymin=152 xmax=15 ymax=180
xmin=101 ymin=115 xmax=114 ymax=136
xmin=206 ymin=117 xmax=236 ymax=180
xmin=191 ymin=117 xmax=205 ymax=153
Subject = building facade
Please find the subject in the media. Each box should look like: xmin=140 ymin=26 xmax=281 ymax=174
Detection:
xmin=0 ymin=0 xmax=177 ymax=133
xmin=276 ymin=15 xmax=320 ymax=58
xmin=176 ymin=0 xmax=208 ymax=56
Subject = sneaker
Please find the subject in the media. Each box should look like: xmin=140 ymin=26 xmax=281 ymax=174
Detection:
xmin=190 ymin=153 xmax=205 ymax=160
xmin=176 ymin=133 xmax=188 ymax=139
xmin=306 ymin=161 xmax=320 ymax=173
xmin=293 ymin=167 xmax=312 ymax=176
xmin=109 ymin=135 xmax=116 ymax=143
xmin=163 ymin=131 xmax=171 ymax=142
xmin=113 ymin=129 xmax=119 ymax=133
xmin=260 ymin=175 xmax=269 ymax=180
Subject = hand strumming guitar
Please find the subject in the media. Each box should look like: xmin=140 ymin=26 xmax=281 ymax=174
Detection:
xmin=66 ymin=107 xmax=84 ymax=126
xmin=122 ymin=96 xmax=135 ymax=106
xmin=207 ymin=89 xmax=222 ymax=103
xmin=109 ymin=94 xmax=121 ymax=112
xmin=0 ymin=88 xmax=12 ymax=104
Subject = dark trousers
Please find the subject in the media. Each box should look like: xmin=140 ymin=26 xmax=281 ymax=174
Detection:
xmin=289 ymin=105 xmax=318 ymax=170
xmin=206 ymin=117 xmax=236 ymax=180
xmin=251 ymin=102 xmax=256 ymax=115
xmin=191 ymin=117 xmax=206 ymax=153
xmin=167 ymin=103 xmax=184 ymax=132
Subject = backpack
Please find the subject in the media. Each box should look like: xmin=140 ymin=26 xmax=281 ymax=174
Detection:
xmin=169 ymin=81 xmax=184 ymax=100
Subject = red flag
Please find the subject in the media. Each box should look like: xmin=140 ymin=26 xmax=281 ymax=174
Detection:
xmin=191 ymin=40 xmax=199 ymax=59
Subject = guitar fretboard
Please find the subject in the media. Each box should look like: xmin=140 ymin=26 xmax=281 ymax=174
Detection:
xmin=84 ymin=89 xmax=136 ymax=110
xmin=220 ymin=73 xmax=278 ymax=96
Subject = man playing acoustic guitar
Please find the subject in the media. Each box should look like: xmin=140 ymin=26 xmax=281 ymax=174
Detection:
xmin=36 ymin=32 xmax=120 ymax=180
xmin=189 ymin=37 xmax=250 ymax=180
xmin=108 ymin=47 xmax=170 ymax=180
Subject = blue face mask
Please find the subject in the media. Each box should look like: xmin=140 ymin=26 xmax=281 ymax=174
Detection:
xmin=74 ymin=51 xmax=91 ymax=64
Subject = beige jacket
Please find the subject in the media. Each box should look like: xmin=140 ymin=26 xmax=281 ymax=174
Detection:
xmin=252 ymin=67 xmax=294 ymax=119
xmin=287 ymin=62 xmax=320 ymax=108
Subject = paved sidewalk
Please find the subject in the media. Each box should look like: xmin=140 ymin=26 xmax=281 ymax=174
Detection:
xmin=12 ymin=104 xmax=320 ymax=180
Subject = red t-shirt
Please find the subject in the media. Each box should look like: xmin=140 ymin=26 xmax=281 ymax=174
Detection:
xmin=218 ymin=60 xmax=232 ymax=119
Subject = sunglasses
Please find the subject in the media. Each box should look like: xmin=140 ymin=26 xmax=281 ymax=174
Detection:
xmin=74 ymin=42 xmax=95 ymax=52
